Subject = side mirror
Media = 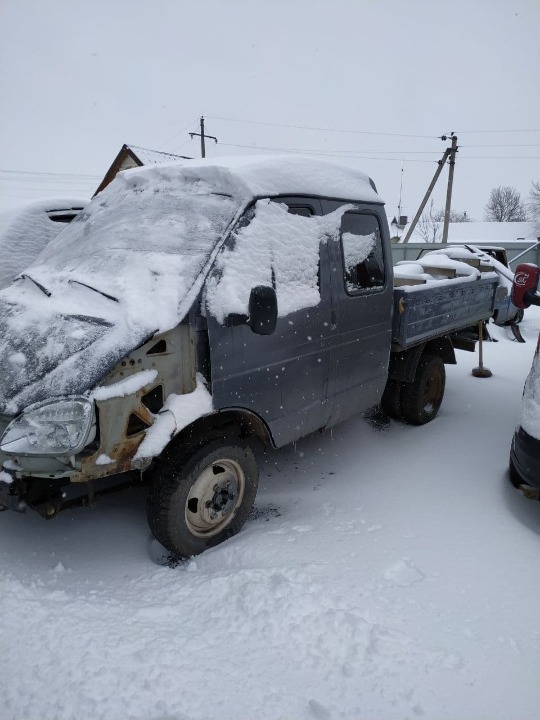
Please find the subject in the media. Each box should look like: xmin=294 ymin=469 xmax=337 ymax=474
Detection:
xmin=511 ymin=263 xmax=540 ymax=309
xmin=248 ymin=286 xmax=278 ymax=335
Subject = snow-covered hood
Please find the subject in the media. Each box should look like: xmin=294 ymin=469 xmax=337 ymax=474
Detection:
xmin=0 ymin=293 xmax=153 ymax=415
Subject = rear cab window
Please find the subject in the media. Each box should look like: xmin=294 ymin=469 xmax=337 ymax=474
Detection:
xmin=340 ymin=212 xmax=385 ymax=294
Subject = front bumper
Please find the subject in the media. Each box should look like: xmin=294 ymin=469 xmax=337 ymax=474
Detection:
xmin=510 ymin=426 xmax=540 ymax=491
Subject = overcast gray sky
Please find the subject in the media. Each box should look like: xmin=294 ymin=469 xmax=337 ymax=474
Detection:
xmin=1 ymin=0 xmax=539 ymax=220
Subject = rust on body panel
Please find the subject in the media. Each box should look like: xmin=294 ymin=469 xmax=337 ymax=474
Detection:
xmin=73 ymin=323 xmax=196 ymax=482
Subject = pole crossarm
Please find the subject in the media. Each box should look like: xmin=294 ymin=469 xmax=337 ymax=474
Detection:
xmin=189 ymin=116 xmax=218 ymax=158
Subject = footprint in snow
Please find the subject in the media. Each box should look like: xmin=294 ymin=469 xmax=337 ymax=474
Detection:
xmin=384 ymin=560 xmax=425 ymax=587
xmin=308 ymin=699 xmax=331 ymax=720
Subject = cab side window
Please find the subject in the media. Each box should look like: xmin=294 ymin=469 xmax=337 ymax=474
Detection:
xmin=287 ymin=206 xmax=313 ymax=217
xmin=340 ymin=212 xmax=385 ymax=293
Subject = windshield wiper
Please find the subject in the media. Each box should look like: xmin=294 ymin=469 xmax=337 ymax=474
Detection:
xmin=17 ymin=274 xmax=51 ymax=297
xmin=68 ymin=279 xmax=119 ymax=303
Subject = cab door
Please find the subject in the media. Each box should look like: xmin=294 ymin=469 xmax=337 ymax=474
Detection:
xmin=323 ymin=201 xmax=393 ymax=426
xmin=207 ymin=196 xmax=336 ymax=448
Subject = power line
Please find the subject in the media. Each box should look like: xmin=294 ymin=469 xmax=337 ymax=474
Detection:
xmin=453 ymin=128 xmax=540 ymax=134
xmin=157 ymin=117 xmax=200 ymax=149
xmin=0 ymin=168 xmax=100 ymax=180
xmin=458 ymin=155 xmax=540 ymax=160
xmin=217 ymin=139 xmax=540 ymax=155
xmin=217 ymin=141 xmax=436 ymax=162
xmin=464 ymin=143 xmax=540 ymax=148
xmin=218 ymin=140 xmax=441 ymax=156
xmin=218 ymin=141 xmax=540 ymax=163
xmin=206 ymin=115 xmax=438 ymax=139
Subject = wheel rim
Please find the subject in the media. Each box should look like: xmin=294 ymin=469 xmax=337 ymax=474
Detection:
xmin=423 ymin=367 xmax=443 ymax=413
xmin=185 ymin=458 xmax=245 ymax=538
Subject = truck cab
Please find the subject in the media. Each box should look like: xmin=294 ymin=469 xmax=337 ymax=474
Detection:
xmin=0 ymin=156 xmax=397 ymax=556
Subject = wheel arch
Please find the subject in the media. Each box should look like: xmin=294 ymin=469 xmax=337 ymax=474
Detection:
xmin=388 ymin=336 xmax=456 ymax=383
xmin=156 ymin=408 xmax=275 ymax=460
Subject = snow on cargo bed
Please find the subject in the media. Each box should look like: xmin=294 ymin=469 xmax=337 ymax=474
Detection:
xmin=394 ymin=254 xmax=493 ymax=286
xmin=392 ymin=251 xmax=499 ymax=348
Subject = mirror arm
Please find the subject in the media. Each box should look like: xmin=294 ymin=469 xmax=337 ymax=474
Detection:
xmin=224 ymin=313 xmax=249 ymax=328
xmin=524 ymin=291 xmax=540 ymax=308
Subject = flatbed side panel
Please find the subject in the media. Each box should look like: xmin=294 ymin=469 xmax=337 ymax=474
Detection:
xmin=392 ymin=276 xmax=498 ymax=350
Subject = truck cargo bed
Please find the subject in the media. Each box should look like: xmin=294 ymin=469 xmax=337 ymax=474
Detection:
xmin=391 ymin=275 xmax=499 ymax=351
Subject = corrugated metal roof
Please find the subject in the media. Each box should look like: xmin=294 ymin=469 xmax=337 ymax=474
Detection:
xmin=126 ymin=145 xmax=190 ymax=166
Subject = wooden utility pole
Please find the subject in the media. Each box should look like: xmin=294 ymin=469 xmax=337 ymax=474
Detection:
xmin=442 ymin=134 xmax=458 ymax=245
xmin=402 ymin=134 xmax=458 ymax=244
xmin=189 ymin=116 xmax=218 ymax=158
xmin=401 ymin=148 xmax=451 ymax=243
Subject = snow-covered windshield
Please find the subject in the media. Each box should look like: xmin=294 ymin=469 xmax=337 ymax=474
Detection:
xmin=30 ymin=174 xmax=241 ymax=331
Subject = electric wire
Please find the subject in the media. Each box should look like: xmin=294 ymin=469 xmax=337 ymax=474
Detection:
xmin=157 ymin=117 xmax=201 ymax=149
xmin=0 ymin=168 xmax=100 ymax=179
xmin=217 ymin=141 xmax=540 ymax=162
xmin=206 ymin=115 xmax=438 ymax=139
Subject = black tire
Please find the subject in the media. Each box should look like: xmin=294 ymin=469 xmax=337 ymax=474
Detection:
xmin=509 ymin=457 xmax=522 ymax=489
xmin=401 ymin=354 xmax=445 ymax=426
xmin=381 ymin=379 xmax=404 ymax=420
xmin=146 ymin=436 xmax=258 ymax=557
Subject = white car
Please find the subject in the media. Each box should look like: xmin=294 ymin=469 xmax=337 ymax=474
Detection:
xmin=0 ymin=199 xmax=86 ymax=289
xmin=509 ymin=264 xmax=540 ymax=495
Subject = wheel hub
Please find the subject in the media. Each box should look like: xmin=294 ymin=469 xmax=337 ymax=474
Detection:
xmin=207 ymin=480 xmax=237 ymax=518
xmin=185 ymin=458 xmax=245 ymax=537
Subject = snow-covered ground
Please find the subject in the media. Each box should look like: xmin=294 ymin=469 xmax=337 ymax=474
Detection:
xmin=2 ymin=310 xmax=540 ymax=720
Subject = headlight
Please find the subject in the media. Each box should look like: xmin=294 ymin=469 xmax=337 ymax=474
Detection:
xmin=0 ymin=397 xmax=95 ymax=456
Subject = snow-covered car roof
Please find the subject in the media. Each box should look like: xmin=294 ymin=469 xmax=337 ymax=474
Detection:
xmin=117 ymin=154 xmax=382 ymax=205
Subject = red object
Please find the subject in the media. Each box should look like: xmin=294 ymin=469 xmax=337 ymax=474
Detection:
xmin=511 ymin=263 xmax=540 ymax=309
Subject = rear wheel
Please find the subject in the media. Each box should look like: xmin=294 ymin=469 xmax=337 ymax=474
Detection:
xmin=401 ymin=354 xmax=445 ymax=425
xmin=146 ymin=436 xmax=258 ymax=557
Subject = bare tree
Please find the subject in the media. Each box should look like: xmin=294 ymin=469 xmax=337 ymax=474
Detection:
xmin=416 ymin=200 xmax=471 ymax=243
xmin=484 ymin=186 xmax=526 ymax=222
xmin=432 ymin=208 xmax=471 ymax=223
xmin=528 ymin=180 xmax=540 ymax=233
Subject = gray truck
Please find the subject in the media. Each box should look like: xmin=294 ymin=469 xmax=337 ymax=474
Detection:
xmin=0 ymin=157 xmax=499 ymax=557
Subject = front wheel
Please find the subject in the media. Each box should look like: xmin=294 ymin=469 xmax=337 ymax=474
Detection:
xmin=401 ymin=354 xmax=445 ymax=425
xmin=146 ymin=436 xmax=258 ymax=557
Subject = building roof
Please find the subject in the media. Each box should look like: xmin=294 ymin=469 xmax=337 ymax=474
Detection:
xmin=402 ymin=221 xmax=538 ymax=244
xmin=93 ymin=143 xmax=191 ymax=196
xmin=126 ymin=144 xmax=190 ymax=166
